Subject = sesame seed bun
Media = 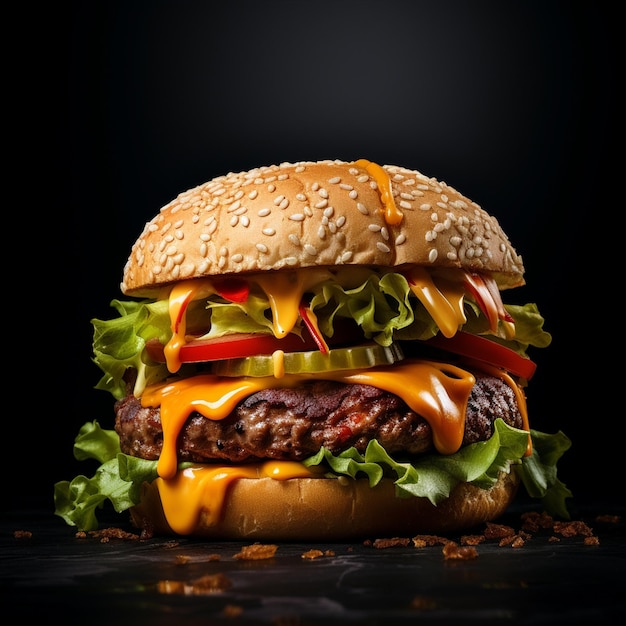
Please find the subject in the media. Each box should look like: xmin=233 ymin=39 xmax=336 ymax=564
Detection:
xmin=121 ymin=159 xmax=524 ymax=297
xmin=130 ymin=471 xmax=519 ymax=540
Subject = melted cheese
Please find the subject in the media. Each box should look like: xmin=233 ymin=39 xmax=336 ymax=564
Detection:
xmin=153 ymin=461 xmax=316 ymax=534
xmin=141 ymin=359 xmax=476 ymax=480
xmin=405 ymin=267 xmax=466 ymax=338
xmin=355 ymin=158 xmax=403 ymax=225
xmin=464 ymin=360 xmax=532 ymax=457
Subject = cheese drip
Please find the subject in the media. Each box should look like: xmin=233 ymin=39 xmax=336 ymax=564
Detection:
xmin=141 ymin=359 xmax=476 ymax=480
xmin=354 ymin=158 xmax=403 ymax=225
xmin=163 ymin=271 xmax=333 ymax=371
xmin=153 ymin=461 xmax=316 ymax=534
xmin=462 ymin=360 xmax=532 ymax=456
xmin=405 ymin=267 xmax=466 ymax=338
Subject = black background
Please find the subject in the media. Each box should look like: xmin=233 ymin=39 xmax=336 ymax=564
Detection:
xmin=17 ymin=1 xmax=620 ymax=513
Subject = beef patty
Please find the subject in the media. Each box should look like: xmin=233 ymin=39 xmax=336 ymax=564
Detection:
xmin=114 ymin=374 xmax=523 ymax=464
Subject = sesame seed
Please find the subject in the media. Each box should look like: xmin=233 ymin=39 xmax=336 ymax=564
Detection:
xmin=304 ymin=244 xmax=317 ymax=256
xmin=262 ymin=227 xmax=276 ymax=236
xmin=341 ymin=251 xmax=353 ymax=262
xmin=232 ymin=253 xmax=243 ymax=263
xmin=289 ymin=213 xmax=305 ymax=221
xmin=256 ymin=243 xmax=268 ymax=253
xmin=357 ymin=203 xmax=369 ymax=215
xmin=376 ymin=242 xmax=391 ymax=253
xmin=328 ymin=176 xmax=341 ymax=184
xmin=428 ymin=249 xmax=438 ymax=263
xmin=314 ymin=199 xmax=328 ymax=209
xmin=288 ymin=234 xmax=301 ymax=246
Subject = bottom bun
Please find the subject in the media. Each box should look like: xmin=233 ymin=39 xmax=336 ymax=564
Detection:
xmin=130 ymin=472 xmax=519 ymax=540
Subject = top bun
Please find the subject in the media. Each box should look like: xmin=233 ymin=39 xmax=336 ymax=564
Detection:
xmin=121 ymin=159 xmax=524 ymax=296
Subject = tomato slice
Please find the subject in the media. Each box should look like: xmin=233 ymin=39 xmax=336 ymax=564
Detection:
xmin=425 ymin=331 xmax=537 ymax=380
xmin=145 ymin=319 xmax=364 ymax=364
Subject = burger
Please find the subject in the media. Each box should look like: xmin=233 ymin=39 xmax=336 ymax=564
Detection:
xmin=55 ymin=159 xmax=572 ymax=539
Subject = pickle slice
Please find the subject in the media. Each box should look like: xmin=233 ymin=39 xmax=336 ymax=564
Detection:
xmin=211 ymin=342 xmax=405 ymax=377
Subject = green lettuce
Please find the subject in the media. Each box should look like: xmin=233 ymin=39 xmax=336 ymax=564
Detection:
xmin=53 ymin=419 xmax=572 ymax=532
xmin=91 ymin=271 xmax=551 ymax=400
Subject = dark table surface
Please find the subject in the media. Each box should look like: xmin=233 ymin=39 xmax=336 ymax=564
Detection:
xmin=2 ymin=501 xmax=624 ymax=625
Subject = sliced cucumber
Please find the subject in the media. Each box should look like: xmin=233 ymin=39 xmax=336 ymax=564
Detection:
xmin=211 ymin=342 xmax=405 ymax=377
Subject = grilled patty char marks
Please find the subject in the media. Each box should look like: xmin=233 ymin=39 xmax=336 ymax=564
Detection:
xmin=114 ymin=375 xmax=522 ymax=464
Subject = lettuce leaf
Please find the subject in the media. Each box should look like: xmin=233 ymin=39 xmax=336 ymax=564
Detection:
xmin=54 ymin=419 xmax=572 ymax=532
xmin=91 ymin=272 xmax=551 ymax=401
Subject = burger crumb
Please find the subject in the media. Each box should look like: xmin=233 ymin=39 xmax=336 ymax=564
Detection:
xmin=498 ymin=533 xmax=528 ymax=548
xmin=163 ymin=540 xmax=180 ymax=549
xmin=205 ymin=553 xmax=222 ymax=561
xmin=442 ymin=541 xmax=478 ymax=560
xmin=157 ymin=572 xmax=232 ymax=595
xmin=221 ymin=604 xmax=244 ymax=618
xmin=583 ymin=536 xmax=601 ymax=546
xmin=78 ymin=527 xmax=140 ymax=542
xmin=410 ymin=595 xmax=437 ymax=610
xmin=553 ymin=520 xmax=594 ymax=538
xmin=460 ymin=534 xmax=484 ymax=546
xmin=233 ymin=543 xmax=278 ymax=560
xmin=371 ymin=537 xmax=411 ymax=549
xmin=483 ymin=522 xmax=516 ymax=540
xmin=301 ymin=549 xmax=335 ymax=559
xmin=175 ymin=555 xmax=191 ymax=565
xmin=520 ymin=511 xmax=554 ymax=532
xmin=595 ymin=514 xmax=620 ymax=524
xmin=412 ymin=534 xmax=449 ymax=547
xmin=13 ymin=530 xmax=32 ymax=539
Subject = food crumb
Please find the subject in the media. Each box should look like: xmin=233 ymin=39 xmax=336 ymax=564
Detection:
xmin=301 ymin=549 xmax=335 ymax=559
xmin=175 ymin=555 xmax=191 ymax=565
xmin=233 ymin=543 xmax=278 ymax=560
xmin=460 ymin=534 xmax=484 ymax=546
xmin=157 ymin=573 xmax=232 ymax=595
xmin=221 ymin=604 xmax=244 ymax=617
xmin=371 ymin=537 xmax=411 ymax=549
xmin=13 ymin=530 xmax=32 ymax=539
xmin=484 ymin=522 xmax=515 ymax=540
xmin=410 ymin=595 xmax=437 ymax=610
xmin=442 ymin=541 xmax=478 ymax=560
xmin=412 ymin=534 xmax=448 ymax=547
xmin=78 ymin=527 xmax=140 ymax=542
